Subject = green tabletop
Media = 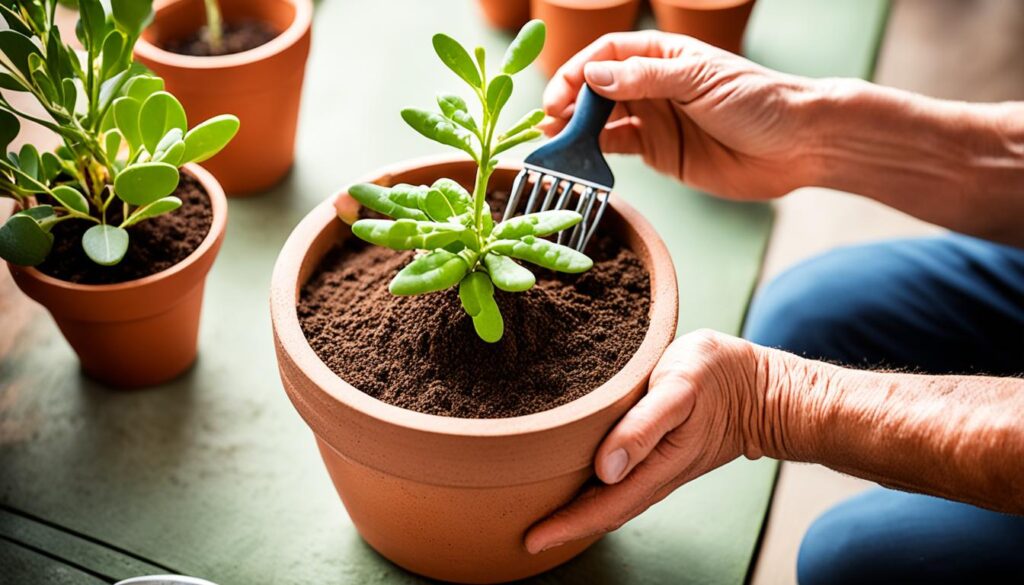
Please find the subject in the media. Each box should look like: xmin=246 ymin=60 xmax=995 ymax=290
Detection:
xmin=0 ymin=1 xmax=889 ymax=583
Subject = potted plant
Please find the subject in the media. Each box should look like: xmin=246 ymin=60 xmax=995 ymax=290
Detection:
xmin=476 ymin=0 xmax=531 ymax=31
xmin=651 ymin=0 xmax=756 ymax=55
xmin=531 ymin=0 xmax=641 ymax=77
xmin=0 ymin=0 xmax=238 ymax=388
xmin=133 ymin=0 xmax=313 ymax=195
xmin=271 ymin=20 xmax=678 ymax=583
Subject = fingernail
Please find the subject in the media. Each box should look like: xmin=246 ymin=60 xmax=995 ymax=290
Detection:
xmin=602 ymin=448 xmax=629 ymax=483
xmin=540 ymin=541 xmax=565 ymax=553
xmin=585 ymin=63 xmax=614 ymax=87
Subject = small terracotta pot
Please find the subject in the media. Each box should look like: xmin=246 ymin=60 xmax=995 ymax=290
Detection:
xmin=651 ymin=0 xmax=755 ymax=55
xmin=476 ymin=0 xmax=531 ymax=30
xmin=531 ymin=0 xmax=641 ymax=77
xmin=134 ymin=0 xmax=313 ymax=196
xmin=271 ymin=155 xmax=678 ymax=583
xmin=8 ymin=164 xmax=227 ymax=389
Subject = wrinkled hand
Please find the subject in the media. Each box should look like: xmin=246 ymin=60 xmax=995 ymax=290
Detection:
xmin=525 ymin=330 xmax=766 ymax=554
xmin=542 ymin=31 xmax=824 ymax=200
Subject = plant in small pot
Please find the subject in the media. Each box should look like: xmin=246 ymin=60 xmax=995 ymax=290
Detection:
xmin=0 ymin=0 xmax=238 ymax=388
xmin=271 ymin=20 xmax=678 ymax=584
xmin=133 ymin=0 xmax=313 ymax=196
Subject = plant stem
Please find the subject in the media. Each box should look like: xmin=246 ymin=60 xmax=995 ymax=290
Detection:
xmin=204 ymin=0 xmax=224 ymax=53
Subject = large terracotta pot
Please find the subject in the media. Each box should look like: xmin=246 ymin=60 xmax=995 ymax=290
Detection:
xmin=8 ymin=164 xmax=227 ymax=389
xmin=651 ymin=0 xmax=756 ymax=55
xmin=271 ymin=155 xmax=678 ymax=583
xmin=134 ymin=0 xmax=313 ymax=196
xmin=476 ymin=0 xmax=531 ymax=30
xmin=531 ymin=0 xmax=641 ymax=77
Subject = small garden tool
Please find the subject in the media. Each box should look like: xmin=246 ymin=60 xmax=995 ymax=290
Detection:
xmin=502 ymin=84 xmax=616 ymax=252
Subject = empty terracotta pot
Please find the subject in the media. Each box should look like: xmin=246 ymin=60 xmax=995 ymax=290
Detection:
xmin=134 ymin=0 xmax=313 ymax=196
xmin=8 ymin=165 xmax=227 ymax=389
xmin=651 ymin=0 xmax=755 ymax=54
xmin=476 ymin=0 xmax=531 ymax=30
xmin=271 ymin=155 xmax=678 ymax=583
xmin=531 ymin=0 xmax=641 ymax=77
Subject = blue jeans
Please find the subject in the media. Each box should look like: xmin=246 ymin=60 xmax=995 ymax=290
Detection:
xmin=744 ymin=234 xmax=1024 ymax=585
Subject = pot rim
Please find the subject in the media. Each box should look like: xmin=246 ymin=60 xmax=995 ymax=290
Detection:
xmin=271 ymin=154 xmax=679 ymax=439
xmin=133 ymin=0 xmax=314 ymax=70
xmin=12 ymin=163 xmax=228 ymax=293
xmin=542 ymin=0 xmax=641 ymax=9
xmin=651 ymin=0 xmax=753 ymax=8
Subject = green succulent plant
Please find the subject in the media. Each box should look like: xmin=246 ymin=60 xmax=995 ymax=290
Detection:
xmin=347 ymin=20 xmax=593 ymax=343
xmin=0 ymin=0 xmax=239 ymax=268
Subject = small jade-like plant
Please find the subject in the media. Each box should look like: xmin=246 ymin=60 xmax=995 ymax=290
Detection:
xmin=347 ymin=20 xmax=593 ymax=343
xmin=0 ymin=0 xmax=239 ymax=267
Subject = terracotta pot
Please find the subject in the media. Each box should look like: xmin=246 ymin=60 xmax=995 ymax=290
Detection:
xmin=531 ymin=0 xmax=641 ymax=77
xmin=476 ymin=0 xmax=531 ymax=30
xmin=651 ymin=0 xmax=755 ymax=55
xmin=134 ymin=0 xmax=313 ymax=196
xmin=271 ymin=155 xmax=678 ymax=583
xmin=8 ymin=164 xmax=227 ymax=389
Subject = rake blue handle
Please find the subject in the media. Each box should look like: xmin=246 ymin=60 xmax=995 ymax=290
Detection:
xmin=562 ymin=84 xmax=616 ymax=146
xmin=524 ymin=84 xmax=616 ymax=189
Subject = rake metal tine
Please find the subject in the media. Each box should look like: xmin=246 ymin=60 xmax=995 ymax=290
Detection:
xmin=562 ymin=187 xmax=593 ymax=247
xmin=553 ymin=181 xmax=575 ymax=212
xmin=569 ymin=189 xmax=598 ymax=250
xmin=579 ymin=189 xmax=611 ymax=251
xmin=539 ymin=178 xmax=562 ymax=212
xmin=522 ymin=173 xmax=546 ymax=215
xmin=503 ymin=169 xmax=530 ymax=222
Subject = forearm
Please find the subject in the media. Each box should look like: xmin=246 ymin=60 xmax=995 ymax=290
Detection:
xmin=805 ymin=78 xmax=1024 ymax=246
xmin=750 ymin=346 xmax=1024 ymax=513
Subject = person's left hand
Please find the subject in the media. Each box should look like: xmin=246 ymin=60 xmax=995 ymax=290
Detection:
xmin=524 ymin=330 xmax=766 ymax=554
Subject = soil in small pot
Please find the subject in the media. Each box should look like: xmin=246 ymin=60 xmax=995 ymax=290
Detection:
xmin=36 ymin=174 xmax=212 ymax=285
xmin=162 ymin=21 xmax=280 ymax=56
xmin=298 ymin=193 xmax=652 ymax=419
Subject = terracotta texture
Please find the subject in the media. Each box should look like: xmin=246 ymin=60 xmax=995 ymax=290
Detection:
xmin=531 ymin=0 xmax=641 ymax=77
xmin=134 ymin=0 xmax=313 ymax=196
xmin=8 ymin=165 xmax=227 ymax=389
xmin=477 ymin=0 xmax=531 ymax=30
xmin=651 ymin=0 xmax=756 ymax=55
xmin=271 ymin=156 xmax=678 ymax=583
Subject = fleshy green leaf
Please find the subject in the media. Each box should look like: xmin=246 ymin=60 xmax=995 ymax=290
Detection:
xmin=181 ymin=115 xmax=239 ymax=163
xmin=348 ymin=183 xmax=429 ymax=221
xmin=0 ymin=213 xmax=53 ymax=266
xmin=125 ymin=75 xmax=164 ymax=103
xmin=110 ymin=0 xmax=155 ymax=37
xmin=0 ymin=109 xmax=18 ymax=152
xmin=493 ymin=128 xmax=542 ymax=156
xmin=83 ymin=224 xmax=129 ymax=266
xmin=51 ymin=185 xmax=90 ymax=215
xmin=104 ymin=129 xmax=123 ymax=161
xmin=483 ymin=253 xmax=535 ymax=292
xmin=432 ymin=33 xmax=481 ymax=88
xmin=491 ymin=209 xmax=582 ymax=240
xmin=0 ymin=29 xmax=42 ymax=80
xmin=351 ymin=218 xmax=465 ymax=251
xmin=431 ymin=178 xmax=472 ymax=215
xmin=0 ymin=72 xmax=26 ymax=91
xmin=76 ymin=0 xmax=109 ymax=53
xmin=113 ymin=96 xmax=142 ymax=150
xmin=459 ymin=271 xmax=504 ymax=343
xmin=17 ymin=144 xmax=39 ymax=180
xmin=489 ymin=236 xmax=593 ymax=273
xmin=152 ymin=127 xmax=185 ymax=165
xmin=437 ymin=93 xmax=479 ymax=135
xmin=421 ymin=188 xmax=457 ymax=222
xmin=61 ymin=78 xmax=77 ymax=112
xmin=40 ymin=152 xmax=61 ymax=182
xmin=501 ymin=20 xmax=546 ymax=75
xmin=486 ymin=74 xmax=513 ymax=116
xmin=501 ymin=109 xmax=544 ymax=140
xmin=389 ymin=249 xmax=469 ymax=296
xmin=400 ymin=108 xmax=476 ymax=158
xmin=16 ymin=205 xmax=55 ymax=222
xmin=100 ymin=30 xmax=127 ymax=79
xmin=123 ymin=196 xmax=182 ymax=227
xmin=114 ymin=162 xmax=180 ymax=206
xmin=139 ymin=92 xmax=187 ymax=155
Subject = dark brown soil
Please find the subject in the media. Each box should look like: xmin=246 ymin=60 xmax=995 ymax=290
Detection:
xmin=162 ymin=21 xmax=280 ymax=57
xmin=298 ymin=196 xmax=652 ymax=419
xmin=37 ymin=174 xmax=212 ymax=285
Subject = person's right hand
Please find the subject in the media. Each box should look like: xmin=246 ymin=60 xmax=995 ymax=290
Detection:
xmin=542 ymin=31 xmax=827 ymax=200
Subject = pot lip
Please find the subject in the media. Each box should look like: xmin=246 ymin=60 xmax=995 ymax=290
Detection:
xmin=133 ymin=0 xmax=314 ymax=70
xmin=271 ymin=154 xmax=679 ymax=439
xmin=12 ymin=163 xmax=228 ymax=293
xmin=651 ymin=0 xmax=753 ymax=8
xmin=542 ymin=0 xmax=641 ymax=9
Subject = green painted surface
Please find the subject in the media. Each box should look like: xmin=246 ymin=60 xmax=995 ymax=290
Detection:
xmin=0 ymin=0 xmax=888 ymax=583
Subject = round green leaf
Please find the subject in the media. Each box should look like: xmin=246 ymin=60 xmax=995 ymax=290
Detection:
xmin=182 ymin=115 xmax=240 ymax=164
xmin=110 ymin=0 xmax=155 ymax=37
xmin=113 ymin=96 xmax=142 ymax=150
xmin=501 ymin=19 xmax=546 ymax=75
xmin=83 ymin=224 xmax=129 ymax=266
xmin=0 ymin=29 xmax=42 ymax=79
xmin=389 ymin=249 xmax=469 ymax=296
xmin=114 ymin=162 xmax=180 ymax=206
xmin=139 ymin=91 xmax=187 ymax=155
xmin=489 ymin=236 xmax=594 ymax=273
xmin=0 ymin=214 xmax=53 ymax=266
xmin=0 ymin=109 xmax=19 ymax=152
xmin=458 ymin=271 xmax=504 ymax=342
xmin=483 ymin=253 xmax=535 ymax=292
xmin=51 ymin=185 xmax=90 ymax=215
xmin=123 ymin=196 xmax=182 ymax=227
xmin=486 ymin=75 xmax=513 ymax=116
xmin=432 ymin=33 xmax=481 ymax=88
xmin=125 ymin=75 xmax=165 ymax=103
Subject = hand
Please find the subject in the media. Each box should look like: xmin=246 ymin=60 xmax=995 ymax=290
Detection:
xmin=524 ymin=330 xmax=767 ymax=554
xmin=541 ymin=31 xmax=825 ymax=200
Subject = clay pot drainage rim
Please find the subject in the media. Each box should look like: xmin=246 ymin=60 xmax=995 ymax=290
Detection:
xmin=14 ymin=164 xmax=227 ymax=294
xmin=271 ymin=155 xmax=679 ymax=440
xmin=134 ymin=0 xmax=314 ymax=70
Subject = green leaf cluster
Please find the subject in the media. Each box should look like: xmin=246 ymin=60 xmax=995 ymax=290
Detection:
xmin=0 ymin=0 xmax=239 ymax=268
xmin=348 ymin=20 xmax=594 ymax=343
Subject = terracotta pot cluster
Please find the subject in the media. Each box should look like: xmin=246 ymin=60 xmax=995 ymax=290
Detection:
xmin=271 ymin=156 xmax=679 ymax=583
xmin=478 ymin=0 xmax=755 ymax=76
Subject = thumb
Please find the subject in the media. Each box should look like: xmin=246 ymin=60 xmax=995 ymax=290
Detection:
xmin=584 ymin=57 xmax=700 ymax=102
